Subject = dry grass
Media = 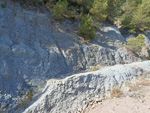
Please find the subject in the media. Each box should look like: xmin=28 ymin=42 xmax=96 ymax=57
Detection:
xmin=138 ymin=80 xmax=150 ymax=86
xmin=128 ymin=83 xmax=141 ymax=91
xmin=127 ymin=75 xmax=150 ymax=91
xmin=81 ymin=39 xmax=90 ymax=44
xmin=90 ymin=66 xmax=100 ymax=71
xmin=111 ymin=87 xmax=123 ymax=98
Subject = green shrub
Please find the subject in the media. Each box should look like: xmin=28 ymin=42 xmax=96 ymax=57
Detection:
xmin=90 ymin=0 xmax=107 ymax=22
xmin=120 ymin=0 xmax=150 ymax=31
xmin=126 ymin=34 xmax=145 ymax=54
xmin=129 ymin=29 xmax=136 ymax=34
xmin=107 ymin=0 xmax=124 ymax=18
xmin=68 ymin=0 xmax=93 ymax=12
xmin=120 ymin=14 xmax=132 ymax=27
xmin=51 ymin=0 xmax=68 ymax=21
xmin=1 ymin=4 xmax=6 ymax=8
xmin=79 ymin=14 xmax=95 ymax=40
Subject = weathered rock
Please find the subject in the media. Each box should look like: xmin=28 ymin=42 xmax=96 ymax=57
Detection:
xmin=23 ymin=61 xmax=150 ymax=113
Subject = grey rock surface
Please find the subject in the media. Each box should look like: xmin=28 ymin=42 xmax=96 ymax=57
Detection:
xmin=0 ymin=0 xmax=142 ymax=112
xmin=23 ymin=61 xmax=150 ymax=113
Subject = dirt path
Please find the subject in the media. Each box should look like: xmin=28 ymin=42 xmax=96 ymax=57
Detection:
xmin=85 ymin=78 xmax=150 ymax=113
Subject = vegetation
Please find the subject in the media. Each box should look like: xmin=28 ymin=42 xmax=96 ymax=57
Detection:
xmin=120 ymin=0 xmax=150 ymax=32
xmin=90 ymin=66 xmax=100 ymax=71
xmin=51 ymin=0 xmax=68 ymax=21
xmin=79 ymin=14 xmax=95 ymax=40
xmin=111 ymin=87 xmax=123 ymax=98
xmin=126 ymin=34 xmax=146 ymax=54
xmin=89 ymin=0 xmax=107 ymax=29
xmin=14 ymin=0 xmax=150 ymax=40
xmin=26 ymin=89 xmax=33 ymax=101
xmin=20 ymin=89 xmax=33 ymax=107
xmin=107 ymin=0 xmax=124 ymax=19
xmin=90 ymin=0 xmax=107 ymax=22
xmin=1 ymin=4 xmax=6 ymax=8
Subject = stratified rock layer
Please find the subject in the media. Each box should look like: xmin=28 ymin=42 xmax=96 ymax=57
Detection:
xmin=24 ymin=61 xmax=150 ymax=113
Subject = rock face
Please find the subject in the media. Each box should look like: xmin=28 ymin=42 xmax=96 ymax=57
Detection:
xmin=23 ymin=61 xmax=150 ymax=113
xmin=0 ymin=0 xmax=142 ymax=112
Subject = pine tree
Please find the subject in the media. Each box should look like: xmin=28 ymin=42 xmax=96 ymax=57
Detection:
xmin=79 ymin=14 xmax=95 ymax=40
xmin=90 ymin=0 xmax=108 ymax=22
xmin=52 ymin=0 xmax=68 ymax=21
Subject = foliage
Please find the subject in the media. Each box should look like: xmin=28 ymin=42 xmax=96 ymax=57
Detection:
xmin=1 ymin=4 xmax=6 ymax=8
xmin=126 ymin=34 xmax=145 ymax=54
xmin=51 ymin=0 xmax=68 ymax=21
xmin=68 ymin=0 xmax=93 ymax=12
xmin=120 ymin=14 xmax=132 ymax=27
xmin=89 ymin=0 xmax=107 ymax=29
xmin=90 ymin=0 xmax=108 ymax=22
xmin=79 ymin=14 xmax=95 ymax=40
xmin=128 ymin=29 xmax=136 ymax=34
xmin=107 ymin=0 xmax=124 ymax=18
xmin=14 ymin=0 xmax=150 ymax=40
xmin=132 ymin=0 xmax=150 ymax=31
xmin=120 ymin=0 xmax=150 ymax=31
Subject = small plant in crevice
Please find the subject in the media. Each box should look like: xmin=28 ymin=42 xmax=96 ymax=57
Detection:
xmin=26 ymin=89 xmax=33 ymax=101
xmin=125 ymin=34 xmax=146 ymax=55
xmin=19 ymin=89 xmax=33 ymax=107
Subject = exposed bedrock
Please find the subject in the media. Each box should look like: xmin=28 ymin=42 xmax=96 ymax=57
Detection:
xmin=23 ymin=61 xmax=150 ymax=113
xmin=0 ymin=0 xmax=148 ymax=112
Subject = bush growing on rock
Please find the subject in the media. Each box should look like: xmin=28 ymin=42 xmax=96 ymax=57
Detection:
xmin=126 ymin=34 xmax=146 ymax=54
xmin=79 ymin=14 xmax=95 ymax=40
xmin=27 ymin=89 xmax=33 ymax=101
